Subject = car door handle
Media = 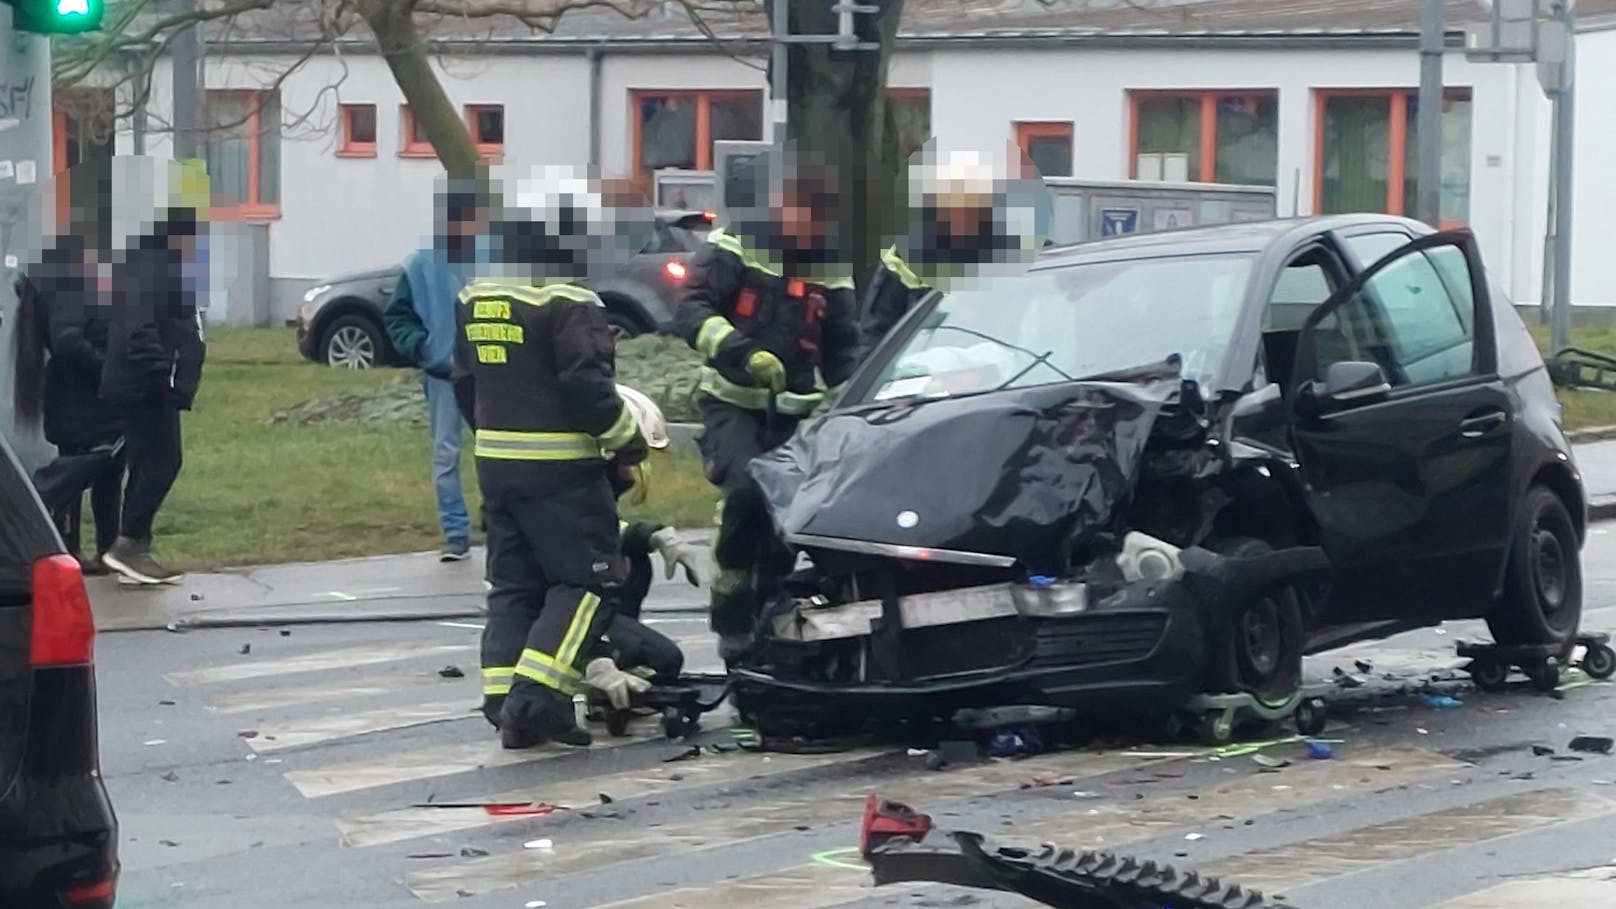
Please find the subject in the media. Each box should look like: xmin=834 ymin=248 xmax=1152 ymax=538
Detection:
xmin=1459 ymin=410 xmax=1508 ymax=438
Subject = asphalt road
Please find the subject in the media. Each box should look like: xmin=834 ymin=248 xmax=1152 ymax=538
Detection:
xmin=99 ymin=526 xmax=1616 ymax=909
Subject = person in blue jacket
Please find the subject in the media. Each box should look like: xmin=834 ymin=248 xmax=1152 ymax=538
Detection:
xmin=384 ymin=178 xmax=490 ymax=562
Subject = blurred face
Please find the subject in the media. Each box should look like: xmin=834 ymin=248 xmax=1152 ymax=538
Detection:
xmin=774 ymin=193 xmax=826 ymax=249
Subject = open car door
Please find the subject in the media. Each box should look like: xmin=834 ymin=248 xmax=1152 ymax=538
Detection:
xmin=1289 ymin=230 xmax=1513 ymax=625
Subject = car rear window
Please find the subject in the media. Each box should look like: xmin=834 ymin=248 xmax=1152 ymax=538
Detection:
xmin=0 ymin=437 xmax=61 ymax=602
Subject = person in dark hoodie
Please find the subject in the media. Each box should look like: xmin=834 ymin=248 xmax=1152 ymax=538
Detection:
xmin=12 ymin=227 xmax=125 ymax=574
xmin=98 ymin=204 xmax=207 ymax=585
xmin=384 ymin=177 xmax=490 ymax=563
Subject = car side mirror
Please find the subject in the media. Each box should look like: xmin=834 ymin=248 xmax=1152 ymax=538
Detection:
xmin=1315 ymin=361 xmax=1391 ymax=406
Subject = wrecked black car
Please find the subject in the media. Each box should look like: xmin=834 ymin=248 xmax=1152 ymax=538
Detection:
xmin=734 ymin=216 xmax=1586 ymax=740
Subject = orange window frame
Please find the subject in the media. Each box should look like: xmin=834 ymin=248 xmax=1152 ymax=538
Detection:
xmin=338 ymin=103 xmax=377 ymax=158
xmin=399 ymin=105 xmax=436 ymax=158
xmin=1014 ymin=121 xmax=1074 ymax=173
xmin=465 ymin=104 xmax=505 ymax=160
xmin=207 ymin=89 xmax=279 ymax=222
xmin=1127 ymin=89 xmax=1275 ymax=184
xmin=629 ymin=89 xmax=764 ymax=184
xmin=1312 ymin=87 xmax=1472 ymax=226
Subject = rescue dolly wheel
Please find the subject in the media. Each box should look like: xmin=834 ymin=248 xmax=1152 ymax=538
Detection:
xmin=661 ymin=707 xmax=685 ymax=740
xmin=1582 ymin=643 xmax=1616 ymax=681
xmin=1294 ymin=697 xmax=1328 ymax=737
xmin=1524 ymin=658 xmax=1561 ymax=694
xmin=1468 ymin=658 xmax=1509 ymax=693
xmin=1196 ymin=709 xmax=1236 ymax=746
xmin=605 ymin=708 xmax=632 ymax=738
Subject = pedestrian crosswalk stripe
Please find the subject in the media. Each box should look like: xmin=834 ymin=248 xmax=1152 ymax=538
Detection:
xmin=164 ymin=641 xmax=476 ymax=686
xmin=339 ymin=747 xmax=895 ymax=849
xmin=405 ymin=749 xmax=1157 ymax=902
xmin=1199 ymin=788 xmax=1615 ymax=893
xmin=245 ymin=700 xmax=475 ymax=753
xmin=1423 ymin=865 xmax=1616 ymax=908
xmin=285 ymin=722 xmax=665 ymax=799
xmin=207 ymin=674 xmax=471 ymax=715
xmin=570 ymin=745 xmax=1464 ymax=909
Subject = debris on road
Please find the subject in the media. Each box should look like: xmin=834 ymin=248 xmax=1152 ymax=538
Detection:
xmin=239 ymin=644 xmax=251 ymax=655
xmin=160 ymin=771 xmax=179 ymax=782
xmin=1355 ymin=660 xmax=1374 ymax=674
xmin=1570 ymin=736 xmax=1614 ymax=755
xmin=237 ymin=730 xmax=259 ymax=739
xmin=663 ymin=745 xmax=701 ymax=763
xmin=157 ymin=699 xmax=175 ymax=706
xmin=437 ymin=665 xmax=465 ymax=679
xmin=1423 ymin=695 xmax=1463 ymax=710
xmin=1307 ymin=742 xmax=1335 ymax=760
xmin=1533 ymin=745 xmax=1556 ymax=757
xmin=1252 ymin=754 xmax=1290 ymax=770
xmin=524 ymin=838 xmax=554 ymax=850
xmin=986 ymin=727 xmax=1044 ymax=759
xmin=459 ymin=847 xmax=489 ymax=858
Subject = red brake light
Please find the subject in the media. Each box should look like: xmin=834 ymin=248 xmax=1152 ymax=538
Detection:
xmin=701 ymin=210 xmax=716 ymax=221
xmin=31 ymin=554 xmax=95 ymax=667
xmin=665 ymin=260 xmax=688 ymax=281
xmin=61 ymin=876 xmax=116 ymax=907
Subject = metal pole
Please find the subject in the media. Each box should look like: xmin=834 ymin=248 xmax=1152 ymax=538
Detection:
xmin=1416 ymin=0 xmax=1445 ymax=226
xmin=171 ymin=0 xmax=203 ymax=160
xmin=1550 ymin=0 xmax=1576 ymax=353
xmin=770 ymin=0 xmax=788 ymax=137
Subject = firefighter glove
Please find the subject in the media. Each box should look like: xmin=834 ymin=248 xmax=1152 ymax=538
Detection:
xmin=585 ymin=657 xmax=652 ymax=710
xmin=746 ymin=349 xmax=787 ymax=394
xmin=649 ymin=527 xmax=702 ymax=587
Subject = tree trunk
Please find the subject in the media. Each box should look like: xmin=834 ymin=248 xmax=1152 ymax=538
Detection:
xmin=357 ymin=0 xmax=481 ymax=179
xmin=774 ymin=0 xmax=905 ymax=301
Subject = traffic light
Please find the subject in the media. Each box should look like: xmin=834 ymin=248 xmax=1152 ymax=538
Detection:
xmin=6 ymin=0 xmax=105 ymax=35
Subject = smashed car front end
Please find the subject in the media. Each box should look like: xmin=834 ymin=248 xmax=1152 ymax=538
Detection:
xmin=736 ymin=366 xmax=1328 ymax=739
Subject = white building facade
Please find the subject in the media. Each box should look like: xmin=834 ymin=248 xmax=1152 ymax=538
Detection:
xmin=66 ymin=6 xmax=1616 ymax=324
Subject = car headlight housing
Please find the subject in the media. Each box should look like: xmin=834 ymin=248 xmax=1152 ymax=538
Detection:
xmin=303 ymin=284 xmax=332 ymax=304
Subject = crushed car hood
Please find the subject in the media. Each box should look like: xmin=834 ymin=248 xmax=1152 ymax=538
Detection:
xmin=750 ymin=371 xmax=1183 ymax=574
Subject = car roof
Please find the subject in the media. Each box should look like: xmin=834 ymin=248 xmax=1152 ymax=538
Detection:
xmin=1033 ymin=214 xmax=1431 ymax=268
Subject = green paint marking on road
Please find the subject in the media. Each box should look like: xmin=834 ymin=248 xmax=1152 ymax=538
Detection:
xmin=810 ymin=848 xmax=867 ymax=873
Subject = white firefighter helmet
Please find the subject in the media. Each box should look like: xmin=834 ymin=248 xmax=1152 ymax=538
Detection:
xmin=617 ymin=384 xmax=669 ymax=449
xmin=913 ymin=149 xmax=997 ymax=210
xmin=511 ymin=165 xmax=609 ymax=237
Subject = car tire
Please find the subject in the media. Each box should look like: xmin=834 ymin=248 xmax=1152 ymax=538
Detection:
xmin=605 ymin=308 xmax=643 ymax=341
xmin=1204 ymin=537 xmax=1307 ymax=705
xmin=1487 ymin=486 xmax=1582 ymax=650
xmin=321 ymin=314 xmax=383 ymax=369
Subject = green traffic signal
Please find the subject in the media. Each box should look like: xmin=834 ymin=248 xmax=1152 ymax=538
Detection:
xmin=6 ymin=0 xmax=103 ymax=33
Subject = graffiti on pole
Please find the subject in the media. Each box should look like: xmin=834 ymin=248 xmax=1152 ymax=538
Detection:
xmin=0 ymin=75 xmax=34 ymax=121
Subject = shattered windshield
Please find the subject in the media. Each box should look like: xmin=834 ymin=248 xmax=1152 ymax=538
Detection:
xmin=866 ymin=252 xmax=1255 ymax=401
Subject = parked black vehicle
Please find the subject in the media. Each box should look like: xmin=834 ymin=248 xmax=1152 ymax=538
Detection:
xmin=0 ymin=434 xmax=118 ymax=908
xmin=740 ymin=216 xmax=1585 ymax=739
xmin=296 ymin=209 xmax=715 ymax=368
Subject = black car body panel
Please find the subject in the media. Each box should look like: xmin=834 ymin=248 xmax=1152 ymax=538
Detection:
xmin=0 ymin=435 xmax=118 ymax=909
xmin=738 ymin=217 xmax=1583 ymax=734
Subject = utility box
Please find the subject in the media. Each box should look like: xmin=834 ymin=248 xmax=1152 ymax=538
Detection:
xmin=1043 ymin=179 xmax=1277 ymax=245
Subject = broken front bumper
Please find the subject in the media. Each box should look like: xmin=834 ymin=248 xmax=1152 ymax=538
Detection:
xmin=733 ymin=546 xmax=1329 ymax=736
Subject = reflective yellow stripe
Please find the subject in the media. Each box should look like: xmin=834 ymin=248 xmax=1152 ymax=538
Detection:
xmin=708 ymin=229 xmax=851 ymax=290
xmin=514 ymin=648 xmax=581 ymax=694
xmin=459 ymin=281 xmax=604 ymax=308
xmin=823 ymin=277 xmax=856 ymax=290
xmin=555 ymin=592 xmax=603 ymax=669
xmin=482 ymin=666 xmax=514 ymax=697
xmin=473 ymin=429 xmax=603 ymax=462
xmin=696 ymin=367 xmax=823 ymax=416
xmin=882 ymin=246 xmax=930 ymax=291
xmin=596 ymin=401 xmax=641 ymax=453
xmin=696 ymin=316 xmax=735 ymax=359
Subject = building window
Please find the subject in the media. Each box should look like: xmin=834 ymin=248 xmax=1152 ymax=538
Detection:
xmin=1129 ymin=90 xmax=1278 ymax=186
xmin=399 ymin=105 xmax=435 ymax=158
xmin=339 ymin=103 xmax=377 ymax=158
xmin=632 ymin=89 xmax=764 ymax=183
xmin=466 ymin=104 xmax=504 ymax=157
xmin=888 ymin=88 xmax=931 ymax=163
xmin=1015 ymin=121 xmax=1074 ymax=178
xmin=1315 ymin=88 xmax=1472 ymax=224
xmin=205 ymin=89 xmax=281 ymax=219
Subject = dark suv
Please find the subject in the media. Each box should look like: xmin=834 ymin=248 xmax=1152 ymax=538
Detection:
xmin=0 ymin=435 xmax=118 ymax=908
xmin=296 ymin=209 xmax=715 ymax=368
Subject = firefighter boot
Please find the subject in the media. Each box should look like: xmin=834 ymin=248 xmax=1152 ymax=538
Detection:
xmin=499 ymin=686 xmax=593 ymax=749
xmin=710 ymin=568 xmax=755 ymax=666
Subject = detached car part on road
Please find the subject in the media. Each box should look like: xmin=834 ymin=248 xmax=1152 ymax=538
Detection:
xmin=0 ymin=435 xmax=119 ymax=908
xmin=861 ymin=797 xmax=1298 ymax=909
xmin=736 ymin=217 xmax=1586 ymax=741
xmin=296 ymin=209 xmax=715 ymax=368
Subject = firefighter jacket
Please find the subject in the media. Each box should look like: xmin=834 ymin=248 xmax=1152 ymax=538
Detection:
xmin=451 ymin=277 xmax=647 ymax=466
xmin=672 ymin=228 xmax=859 ymax=417
xmin=857 ymin=245 xmax=933 ymax=361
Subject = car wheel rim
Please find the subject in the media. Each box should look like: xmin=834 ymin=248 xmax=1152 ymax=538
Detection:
xmin=1531 ymin=525 xmax=1567 ymax=616
xmin=1241 ymin=599 xmax=1282 ymax=679
xmin=328 ymin=326 xmax=375 ymax=369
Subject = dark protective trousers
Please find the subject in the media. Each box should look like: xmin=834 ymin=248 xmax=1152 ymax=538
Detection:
xmin=53 ymin=442 xmax=125 ymax=559
xmin=120 ymin=402 xmax=182 ymax=542
xmin=605 ymin=540 xmax=684 ymax=682
xmin=478 ymin=461 xmax=622 ymax=727
xmin=694 ymin=396 xmax=801 ymax=640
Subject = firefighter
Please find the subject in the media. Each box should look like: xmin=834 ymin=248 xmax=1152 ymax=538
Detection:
xmin=858 ymin=145 xmax=1047 ymax=360
xmin=672 ymin=150 xmax=860 ymax=664
xmin=457 ymin=169 xmax=650 ymax=749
